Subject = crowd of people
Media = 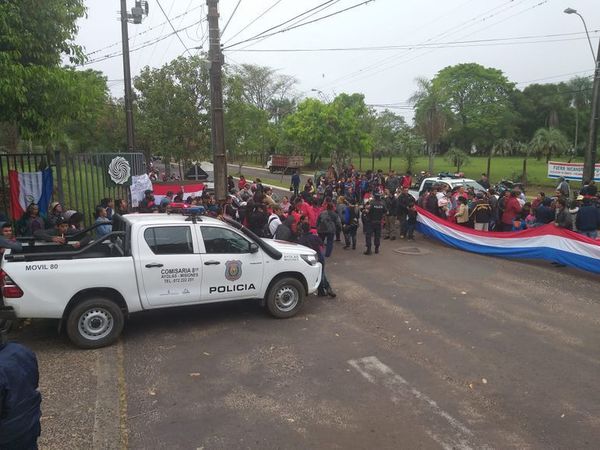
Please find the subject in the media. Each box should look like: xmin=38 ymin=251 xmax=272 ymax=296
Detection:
xmin=0 ymin=198 xmax=130 ymax=254
xmin=419 ymin=175 xmax=600 ymax=239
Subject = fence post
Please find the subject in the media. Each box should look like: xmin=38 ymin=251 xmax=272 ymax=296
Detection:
xmin=54 ymin=150 xmax=65 ymax=206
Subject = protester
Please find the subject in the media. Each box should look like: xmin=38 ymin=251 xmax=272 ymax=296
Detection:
xmin=33 ymin=218 xmax=91 ymax=248
xmin=316 ymin=201 xmax=340 ymax=257
xmin=0 ymin=322 xmax=42 ymax=450
xmin=0 ymin=222 xmax=22 ymax=254
xmin=554 ymin=198 xmax=573 ymax=229
xmin=48 ymin=202 xmax=64 ymax=226
xmin=297 ymin=222 xmax=336 ymax=298
xmin=291 ymin=170 xmax=301 ymax=197
xmin=94 ymin=206 xmax=112 ymax=238
xmin=500 ymin=191 xmax=522 ymax=232
xmin=268 ymin=205 xmax=283 ymax=238
xmin=575 ymin=197 xmax=600 ymax=239
xmin=470 ymin=193 xmax=492 ymax=231
xmin=16 ymin=203 xmax=48 ymax=236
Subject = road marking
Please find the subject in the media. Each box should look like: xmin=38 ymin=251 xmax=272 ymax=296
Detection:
xmin=348 ymin=356 xmax=480 ymax=450
xmin=92 ymin=341 xmax=128 ymax=450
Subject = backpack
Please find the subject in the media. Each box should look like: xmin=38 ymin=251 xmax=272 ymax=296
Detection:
xmin=262 ymin=216 xmax=278 ymax=238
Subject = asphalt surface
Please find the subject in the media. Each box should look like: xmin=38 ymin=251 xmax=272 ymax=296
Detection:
xmin=8 ymin=233 xmax=600 ymax=449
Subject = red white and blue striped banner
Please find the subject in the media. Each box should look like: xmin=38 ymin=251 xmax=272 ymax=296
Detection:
xmin=416 ymin=207 xmax=600 ymax=275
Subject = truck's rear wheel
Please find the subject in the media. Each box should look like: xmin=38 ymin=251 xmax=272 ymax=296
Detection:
xmin=266 ymin=278 xmax=305 ymax=318
xmin=66 ymin=298 xmax=124 ymax=349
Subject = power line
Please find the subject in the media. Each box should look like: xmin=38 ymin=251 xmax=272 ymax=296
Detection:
xmin=156 ymin=0 xmax=192 ymax=57
xmin=85 ymin=4 xmax=202 ymax=57
xmin=230 ymin=0 xmax=344 ymax=51
xmin=318 ymin=0 xmax=546 ymax=90
xmin=225 ymin=0 xmax=376 ymax=50
xmin=82 ymin=19 xmax=204 ymax=66
xmin=227 ymin=30 xmax=600 ymax=52
xmin=221 ymin=0 xmax=243 ymax=37
xmin=224 ymin=0 xmax=344 ymax=49
xmin=223 ymin=0 xmax=284 ymax=45
xmin=315 ymin=0 xmax=524 ymax=89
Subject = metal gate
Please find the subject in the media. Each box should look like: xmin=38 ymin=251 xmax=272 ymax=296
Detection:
xmin=0 ymin=151 xmax=146 ymax=227
xmin=58 ymin=152 xmax=146 ymax=224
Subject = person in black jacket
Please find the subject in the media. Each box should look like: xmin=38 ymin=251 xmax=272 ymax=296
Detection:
xmin=363 ymin=192 xmax=386 ymax=255
xmin=397 ymin=187 xmax=415 ymax=238
xmin=0 ymin=320 xmax=42 ymax=450
xmin=297 ymin=222 xmax=336 ymax=297
xmin=534 ymin=198 xmax=555 ymax=226
xmin=470 ymin=193 xmax=492 ymax=231
xmin=575 ymin=198 xmax=600 ymax=239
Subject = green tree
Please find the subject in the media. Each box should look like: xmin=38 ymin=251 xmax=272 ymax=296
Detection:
xmin=431 ymin=63 xmax=516 ymax=155
xmin=566 ymin=76 xmax=593 ymax=155
xmin=529 ymin=127 xmax=569 ymax=163
xmin=372 ymin=110 xmax=406 ymax=171
xmin=0 ymin=0 xmax=91 ymax=149
xmin=445 ymin=147 xmax=470 ymax=172
xmin=134 ymin=56 xmax=211 ymax=167
xmin=410 ymin=76 xmax=450 ymax=172
xmin=281 ymin=94 xmax=371 ymax=170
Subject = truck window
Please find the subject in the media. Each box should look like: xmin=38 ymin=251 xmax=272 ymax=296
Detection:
xmin=144 ymin=226 xmax=193 ymax=255
xmin=201 ymin=227 xmax=250 ymax=254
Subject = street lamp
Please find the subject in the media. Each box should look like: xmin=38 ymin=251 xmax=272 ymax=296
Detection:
xmin=564 ymin=8 xmax=596 ymax=63
xmin=564 ymin=7 xmax=600 ymax=182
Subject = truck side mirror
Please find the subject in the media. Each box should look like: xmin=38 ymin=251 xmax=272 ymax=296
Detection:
xmin=249 ymin=242 xmax=259 ymax=253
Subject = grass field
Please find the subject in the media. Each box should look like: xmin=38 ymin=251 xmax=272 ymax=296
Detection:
xmin=234 ymin=156 xmax=583 ymax=191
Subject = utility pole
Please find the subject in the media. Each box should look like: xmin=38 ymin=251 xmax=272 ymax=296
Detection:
xmin=585 ymin=38 xmax=600 ymax=182
xmin=207 ymin=0 xmax=228 ymax=202
xmin=120 ymin=0 xmax=148 ymax=152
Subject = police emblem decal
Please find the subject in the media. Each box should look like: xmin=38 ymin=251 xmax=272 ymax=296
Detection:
xmin=225 ymin=260 xmax=242 ymax=281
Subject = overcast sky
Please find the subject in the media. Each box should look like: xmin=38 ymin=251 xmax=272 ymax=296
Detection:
xmin=77 ymin=0 xmax=600 ymax=121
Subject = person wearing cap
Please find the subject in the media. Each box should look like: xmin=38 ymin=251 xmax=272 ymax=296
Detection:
xmin=362 ymin=192 xmax=386 ymax=255
xmin=0 ymin=321 xmax=42 ymax=450
xmin=139 ymin=190 xmax=157 ymax=213
xmin=575 ymin=196 xmax=600 ymax=239
xmin=48 ymin=201 xmax=64 ymax=226
xmin=33 ymin=218 xmax=91 ymax=248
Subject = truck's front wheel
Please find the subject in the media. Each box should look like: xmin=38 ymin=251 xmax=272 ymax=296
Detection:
xmin=266 ymin=278 xmax=305 ymax=318
xmin=66 ymin=298 xmax=124 ymax=349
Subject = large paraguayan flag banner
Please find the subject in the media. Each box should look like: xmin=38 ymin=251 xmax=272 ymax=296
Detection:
xmin=9 ymin=168 xmax=53 ymax=220
xmin=416 ymin=206 xmax=600 ymax=275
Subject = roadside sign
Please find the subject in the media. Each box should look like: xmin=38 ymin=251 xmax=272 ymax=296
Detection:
xmin=547 ymin=161 xmax=600 ymax=182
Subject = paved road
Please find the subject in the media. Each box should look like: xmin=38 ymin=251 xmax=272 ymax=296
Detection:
xmin=228 ymin=163 xmax=314 ymax=188
xmin=10 ymin=235 xmax=600 ymax=449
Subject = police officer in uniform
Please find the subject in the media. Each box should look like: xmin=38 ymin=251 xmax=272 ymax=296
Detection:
xmin=0 ymin=317 xmax=42 ymax=449
xmin=363 ymin=192 xmax=386 ymax=255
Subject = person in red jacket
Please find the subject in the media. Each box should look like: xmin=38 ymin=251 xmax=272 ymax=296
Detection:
xmin=501 ymin=191 xmax=522 ymax=231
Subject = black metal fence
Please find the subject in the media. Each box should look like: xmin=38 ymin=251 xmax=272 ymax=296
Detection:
xmin=0 ymin=151 xmax=146 ymax=228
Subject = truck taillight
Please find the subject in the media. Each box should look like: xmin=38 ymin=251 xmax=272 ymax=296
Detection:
xmin=0 ymin=269 xmax=23 ymax=298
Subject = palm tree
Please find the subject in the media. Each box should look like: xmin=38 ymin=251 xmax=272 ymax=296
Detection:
xmin=566 ymin=76 xmax=593 ymax=157
xmin=410 ymin=77 xmax=449 ymax=172
xmin=529 ymin=128 xmax=569 ymax=163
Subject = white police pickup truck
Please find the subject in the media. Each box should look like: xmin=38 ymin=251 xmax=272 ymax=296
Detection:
xmin=0 ymin=213 xmax=322 ymax=348
xmin=409 ymin=175 xmax=487 ymax=200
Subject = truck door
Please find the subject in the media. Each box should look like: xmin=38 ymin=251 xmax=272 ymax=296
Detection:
xmin=137 ymin=225 xmax=202 ymax=307
xmin=197 ymin=225 xmax=264 ymax=302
